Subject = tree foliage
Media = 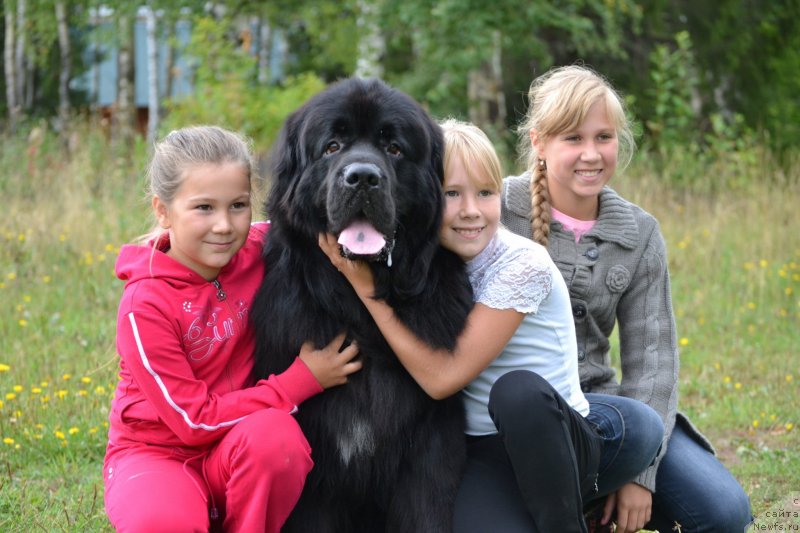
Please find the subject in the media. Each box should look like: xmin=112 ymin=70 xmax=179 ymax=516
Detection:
xmin=1 ymin=0 xmax=798 ymax=169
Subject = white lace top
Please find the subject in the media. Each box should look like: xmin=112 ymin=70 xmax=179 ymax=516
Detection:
xmin=461 ymin=228 xmax=590 ymax=436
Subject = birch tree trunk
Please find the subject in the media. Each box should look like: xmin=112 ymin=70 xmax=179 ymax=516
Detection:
xmin=115 ymin=14 xmax=135 ymax=146
xmin=55 ymin=1 xmax=72 ymax=130
xmin=15 ymin=0 xmax=26 ymax=113
xmin=257 ymin=17 xmax=272 ymax=85
xmin=467 ymin=31 xmax=506 ymax=136
xmin=355 ymin=0 xmax=384 ymax=79
xmin=4 ymin=2 xmax=19 ymax=132
xmin=145 ymin=6 xmax=159 ymax=143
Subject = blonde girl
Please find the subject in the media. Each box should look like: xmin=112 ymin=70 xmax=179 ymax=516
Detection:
xmin=503 ymin=65 xmax=751 ymax=532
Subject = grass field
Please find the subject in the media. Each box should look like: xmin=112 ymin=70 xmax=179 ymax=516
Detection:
xmin=0 ymin=125 xmax=798 ymax=531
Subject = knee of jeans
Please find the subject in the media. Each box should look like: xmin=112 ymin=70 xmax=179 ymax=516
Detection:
xmin=628 ymin=404 xmax=665 ymax=462
xmin=489 ymin=370 xmax=552 ymax=420
xmin=713 ymin=487 xmax=753 ymax=531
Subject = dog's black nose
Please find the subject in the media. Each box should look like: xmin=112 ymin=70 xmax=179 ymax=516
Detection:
xmin=343 ymin=162 xmax=382 ymax=189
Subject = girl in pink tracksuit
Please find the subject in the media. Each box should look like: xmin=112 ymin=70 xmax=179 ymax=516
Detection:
xmin=103 ymin=126 xmax=361 ymax=533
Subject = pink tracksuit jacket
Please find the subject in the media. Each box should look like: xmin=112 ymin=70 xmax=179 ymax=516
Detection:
xmin=104 ymin=222 xmax=322 ymax=533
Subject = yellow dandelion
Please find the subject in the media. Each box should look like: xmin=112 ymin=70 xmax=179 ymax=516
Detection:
xmin=40 ymin=381 xmax=49 ymax=387
xmin=678 ymin=241 xmax=687 ymax=249
xmin=12 ymin=385 xmax=22 ymax=393
xmin=89 ymin=427 xmax=99 ymax=434
xmin=743 ymin=262 xmax=755 ymax=271
xmin=22 ymin=295 xmax=31 ymax=303
xmin=723 ymin=376 xmax=732 ymax=384
xmin=59 ymin=234 xmax=67 ymax=242
xmin=56 ymin=389 xmax=68 ymax=399
xmin=786 ymin=287 xmax=794 ymax=296
xmin=0 ymin=363 xmax=10 ymax=372
xmin=713 ymin=362 xmax=721 ymax=371
xmin=794 ymin=274 xmax=800 ymax=282
xmin=31 ymin=387 xmax=42 ymax=394
xmin=18 ymin=319 xmax=28 ymax=327
xmin=96 ymin=253 xmax=107 ymax=263
xmin=752 ymin=420 xmax=760 ymax=428
xmin=7 ymin=272 xmax=16 ymax=280
xmin=5 ymin=393 xmax=16 ymax=400
xmin=786 ymin=423 xmax=795 ymax=431
xmin=697 ymin=316 xmax=706 ymax=325
xmin=3 ymin=437 xmax=14 ymax=445
xmin=770 ymin=414 xmax=777 ymax=422
xmin=105 ymin=243 xmax=115 ymax=252
xmin=679 ymin=337 xmax=690 ymax=347
xmin=94 ymin=385 xmax=107 ymax=395
xmin=78 ymin=390 xmax=88 ymax=397
xmin=779 ymin=269 xmax=788 ymax=278
xmin=0 ymin=282 xmax=5 ymax=289
xmin=734 ymin=382 xmax=742 ymax=390
xmin=746 ymin=302 xmax=756 ymax=310
xmin=62 ymin=373 xmax=71 ymax=381
xmin=0 ymin=400 xmax=3 ymax=409
xmin=759 ymin=259 xmax=768 ymax=268
xmin=81 ymin=376 xmax=92 ymax=384
xmin=42 ymin=275 xmax=51 ymax=283
xmin=17 ymin=233 xmax=25 ymax=242
xmin=787 ymin=375 xmax=794 ymax=382
xmin=35 ymin=424 xmax=43 ymax=430
xmin=68 ymin=427 xmax=79 ymax=435
xmin=55 ymin=430 xmax=66 ymax=440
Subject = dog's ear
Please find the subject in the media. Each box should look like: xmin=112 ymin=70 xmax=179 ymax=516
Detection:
xmin=268 ymin=110 xmax=305 ymax=185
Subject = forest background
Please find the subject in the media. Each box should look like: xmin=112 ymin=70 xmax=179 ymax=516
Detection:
xmin=1 ymin=0 xmax=798 ymax=531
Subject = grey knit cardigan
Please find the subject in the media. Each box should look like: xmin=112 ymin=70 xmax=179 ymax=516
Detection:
xmin=501 ymin=173 xmax=712 ymax=491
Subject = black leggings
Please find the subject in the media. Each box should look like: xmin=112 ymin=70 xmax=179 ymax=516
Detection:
xmin=454 ymin=370 xmax=602 ymax=533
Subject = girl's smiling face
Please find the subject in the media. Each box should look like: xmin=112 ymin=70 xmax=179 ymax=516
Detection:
xmin=535 ymin=99 xmax=619 ymax=219
xmin=439 ymin=155 xmax=501 ymax=262
xmin=154 ymin=161 xmax=252 ymax=280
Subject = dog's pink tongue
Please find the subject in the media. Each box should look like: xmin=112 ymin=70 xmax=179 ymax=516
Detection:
xmin=337 ymin=221 xmax=386 ymax=255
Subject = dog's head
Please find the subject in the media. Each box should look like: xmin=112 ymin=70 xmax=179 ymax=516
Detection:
xmin=266 ymin=78 xmax=445 ymax=295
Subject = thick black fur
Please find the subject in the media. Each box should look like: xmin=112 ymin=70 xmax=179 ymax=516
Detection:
xmin=251 ymin=77 xmax=473 ymax=532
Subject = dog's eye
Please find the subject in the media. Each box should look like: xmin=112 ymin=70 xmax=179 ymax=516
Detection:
xmin=387 ymin=143 xmax=401 ymax=156
xmin=325 ymin=141 xmax=340 ymax=155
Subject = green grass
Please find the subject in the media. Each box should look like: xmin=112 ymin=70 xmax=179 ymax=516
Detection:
xmin=1 ymin=125 xmax=798 ymax=531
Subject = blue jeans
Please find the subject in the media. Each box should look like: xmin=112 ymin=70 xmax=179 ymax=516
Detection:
xmin=584 ymin=394 xmax=752 ymax=532
xmin=648 ymin=420 xmax=752 ymax=532
xmin=584 ymin=393 xmax=664 ymax=499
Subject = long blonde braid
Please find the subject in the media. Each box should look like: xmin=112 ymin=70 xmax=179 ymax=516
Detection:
xmin=530 ymin=160 xmax=551 ymax=247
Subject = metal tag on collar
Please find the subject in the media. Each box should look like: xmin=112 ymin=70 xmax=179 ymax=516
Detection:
xmin=212 ymin=279 xmax=226 ymax=301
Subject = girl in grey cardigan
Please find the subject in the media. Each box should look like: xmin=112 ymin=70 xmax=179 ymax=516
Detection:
xmin=503 ymin=65 xmax=751 ymax=532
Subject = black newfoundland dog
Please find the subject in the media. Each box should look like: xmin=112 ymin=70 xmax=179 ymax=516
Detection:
xmin=251 ymin=77 xmax=473 ymax=532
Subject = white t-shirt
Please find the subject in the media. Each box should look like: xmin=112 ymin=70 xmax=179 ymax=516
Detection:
xmin=461 ymin=228 xmax=589 ymax=436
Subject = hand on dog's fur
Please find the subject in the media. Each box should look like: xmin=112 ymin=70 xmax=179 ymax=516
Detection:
xmin=298 ymin=332 xmax=362 ymax=389
xmin=319 ymin=233 xmax=376 ymax=299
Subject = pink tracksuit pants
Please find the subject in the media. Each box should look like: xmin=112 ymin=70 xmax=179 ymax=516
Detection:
xmin=103 ymin=409 xmax=313 ymax=532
